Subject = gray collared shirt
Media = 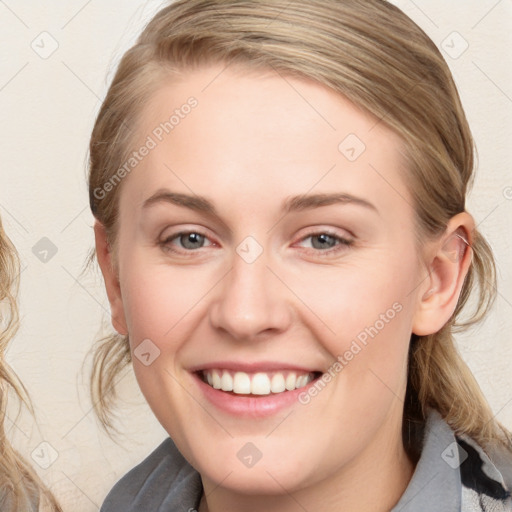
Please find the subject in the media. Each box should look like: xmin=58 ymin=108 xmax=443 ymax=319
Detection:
xmin=392 ymin=409 xmax=461 ymax=511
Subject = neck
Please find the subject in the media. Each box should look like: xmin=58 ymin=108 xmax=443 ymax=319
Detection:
xmin=199 ymin=411 xmax=415 ymax=512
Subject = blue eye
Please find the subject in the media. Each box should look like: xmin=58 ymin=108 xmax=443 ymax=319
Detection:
xmin=158 ymin=229 xmax=353 ymax=257
xmin=161 ymin=231 xmax=212 ymax=251
xmin=309 ymin=233 xmax=338 ymax=249
xmin=297 ymin=232 xmax=353 ymax=253
xmin=178 ymin=232 xmax=207 ymax=250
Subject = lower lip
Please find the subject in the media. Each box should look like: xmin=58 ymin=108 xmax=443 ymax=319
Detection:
xmin=193 ymin=373 xmax=318 ymax=418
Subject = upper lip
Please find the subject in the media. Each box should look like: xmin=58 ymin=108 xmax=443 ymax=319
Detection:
xmin=188 ymin=361 xmax=321 ymax=373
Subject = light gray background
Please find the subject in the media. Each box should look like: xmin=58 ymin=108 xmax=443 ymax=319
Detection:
xmin=0 ymin=1 xmax=511 ymax=510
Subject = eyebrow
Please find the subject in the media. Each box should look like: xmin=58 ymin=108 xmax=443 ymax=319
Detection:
xmin=142 ymin=189 xmax=378 ymax=216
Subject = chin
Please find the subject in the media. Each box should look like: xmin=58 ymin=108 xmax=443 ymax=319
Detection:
xmin=181 ymin=433 xmax=330 ymax=496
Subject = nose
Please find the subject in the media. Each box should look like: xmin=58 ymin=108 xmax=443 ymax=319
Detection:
xmin=208 ymin=246 xmax=293 ymax=341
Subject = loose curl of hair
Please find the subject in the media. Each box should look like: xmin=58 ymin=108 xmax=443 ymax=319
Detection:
xmin=0 ymin=218 xmax=62 ymax=511
xmin=87 ymin=0 xmax=511 ymax=456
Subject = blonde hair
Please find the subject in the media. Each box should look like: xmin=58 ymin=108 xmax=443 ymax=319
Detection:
xmin=0 ymin=218 xmax=62 ymax=512
xmin=88 ymin=0 xmax=510 ymax=450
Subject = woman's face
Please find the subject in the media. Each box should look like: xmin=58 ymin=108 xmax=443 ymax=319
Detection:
xmin=108 ymin=64 xmax=429 ymax=495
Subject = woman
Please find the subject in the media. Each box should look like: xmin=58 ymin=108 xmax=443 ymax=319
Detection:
xmin=88 ymin=0 xmax=512 ymax=510
xmin=0 ymin=218 xmax=62 ymax=512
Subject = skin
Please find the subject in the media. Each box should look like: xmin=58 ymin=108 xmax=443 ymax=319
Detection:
xmin=95 ymin=64 xmax=474 ymax=512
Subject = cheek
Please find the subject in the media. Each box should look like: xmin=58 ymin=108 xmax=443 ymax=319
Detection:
xmin=119 ymin=253 xmax=210 ymax=342
xmin=291 ymin=250 xmax=418 ymax=388
xmin=299 ymin=254 xmax=416 ymax=336
xmin=117 ymin=252 xmax=214 ymax=423
xmin=117 ymin=251 xmax=223 ymax=407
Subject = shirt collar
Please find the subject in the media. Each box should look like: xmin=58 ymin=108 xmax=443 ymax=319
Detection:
xmin=392 ymin=409 xmax=461 ymax=511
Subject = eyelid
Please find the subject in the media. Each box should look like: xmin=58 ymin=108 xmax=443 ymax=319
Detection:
xmin=160 ymin=225 xmax=215 ymax=242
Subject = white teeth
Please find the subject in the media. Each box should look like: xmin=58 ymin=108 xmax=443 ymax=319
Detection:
xmin=221 ymin=370 xmax=233 ymax=392
xmin=251 ymin=373 xmax=271 ymax=395
xmin=212 ymin=369 xmax=222 ymax=389
xmin=296 ymin=375 xmax=308 ymax=389
xmin=203 ymin=370 xmax=314 ymax=395
xmin=285 ymin=373 xmax=296 ymax=391
xmin=270 ymin=373 xmax=286 ymax=393
xmin=233 ymin=372 xmax=251 ymax=394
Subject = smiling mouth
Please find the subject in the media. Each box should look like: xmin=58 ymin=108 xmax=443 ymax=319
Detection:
xmin=199 ymin=369 xmax=321 ymax=396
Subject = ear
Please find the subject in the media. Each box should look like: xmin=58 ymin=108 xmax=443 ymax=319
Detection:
xmin=94 ymin=221 xmax=128 ymax=335
xmin=412 ymin=212 xmax=474 ymax=336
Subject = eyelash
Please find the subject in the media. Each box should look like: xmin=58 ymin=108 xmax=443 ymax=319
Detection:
xmin=159 ymin=229 xmax=354 ymax=257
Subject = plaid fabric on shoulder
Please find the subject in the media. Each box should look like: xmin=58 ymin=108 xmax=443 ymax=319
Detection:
xmin=457 ymin=435 xmax=512 ymax=512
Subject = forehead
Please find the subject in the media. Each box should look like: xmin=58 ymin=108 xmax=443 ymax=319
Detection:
xmin=122 ymin=64 xmax=412 ymax=219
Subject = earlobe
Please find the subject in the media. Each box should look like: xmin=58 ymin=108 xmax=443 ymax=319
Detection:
xmin=93 ymin=222 xmax=128 ymax=335
xmin=412 ymin=213 xmax=474 ymax=336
